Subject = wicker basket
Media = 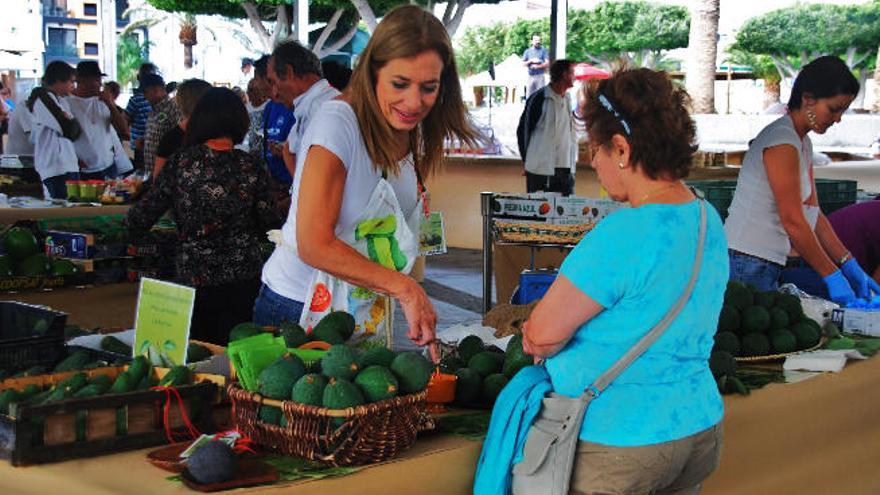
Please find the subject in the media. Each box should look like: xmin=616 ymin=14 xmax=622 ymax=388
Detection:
xmin=494 ymin=220 xmax=593 ymax=244
xmin=227 ymin=383 xmax=434 ymax=466
xmin=734 ymin=337 xmax=826 ymax=363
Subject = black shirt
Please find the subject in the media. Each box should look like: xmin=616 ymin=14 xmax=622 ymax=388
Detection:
xmin=156 ymin=125 xmax=185 ymax=160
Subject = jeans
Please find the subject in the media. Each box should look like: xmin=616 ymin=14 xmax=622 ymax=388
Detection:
xmin=728 ymin=250 xmax=782 ymax=292
xmin=80 ymin=164 xmax=118 ymax=181
xmin=526 ymin=168 xmax=575 ymax=195
xmin=42 ymin=172 xmax=80 ymax=200
xmin=190 ymin=277 xmax=261 ymax=346
xmin=252 ymin=283 xmax=304 ymax=327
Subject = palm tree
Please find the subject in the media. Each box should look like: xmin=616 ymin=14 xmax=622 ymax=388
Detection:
xmin=122 ymin=6 xmax=216 ymax=70
xmin=686 ymin=0 xmax=720 ymax=114
xmin=178 ymin=13 xmax=198 ymax=69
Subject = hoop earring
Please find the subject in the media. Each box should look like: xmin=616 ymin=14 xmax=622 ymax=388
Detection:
xmin=806 ymin=110 xmax=818 ymax=131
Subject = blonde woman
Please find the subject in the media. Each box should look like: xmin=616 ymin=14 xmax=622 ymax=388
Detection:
xmin=256 ymin=5 xmax=477 ymax=360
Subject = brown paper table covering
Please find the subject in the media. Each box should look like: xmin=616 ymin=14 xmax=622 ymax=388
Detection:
xmin=0 ymin=205 xmax=131 ymax=225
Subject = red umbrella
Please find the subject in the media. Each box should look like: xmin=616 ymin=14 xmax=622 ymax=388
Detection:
xmin=574 ymin=63 xmax=610 ymax=81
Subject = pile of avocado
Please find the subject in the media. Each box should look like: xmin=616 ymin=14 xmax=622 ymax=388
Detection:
xmin=255 ymin=344 xmax=433 ymax=428
xmin=0 ymin=348 xmax=127 ymax=382
xmin=714 ymin=281 xmax=822 ymax=358
xmin=0 ymin=226 xmax=79 ymax=278
xmin=437 ymin=334 xmax=531 ymax=408
xmin=229 ymin=311 xmax=357 ymax=348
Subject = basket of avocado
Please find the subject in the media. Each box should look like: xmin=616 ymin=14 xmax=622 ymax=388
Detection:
xmin=227 ymin=343 xmax=435 ymax=466
xmin=714 ymin=282 xmax=825 ymax=362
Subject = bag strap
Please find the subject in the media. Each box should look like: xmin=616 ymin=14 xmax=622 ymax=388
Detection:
xmin=582 ymin=200 xmax=707 ymax=399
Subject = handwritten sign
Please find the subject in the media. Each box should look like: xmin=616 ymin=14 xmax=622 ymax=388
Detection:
xmin=419 ymin=212 xmax=447 ymax=256
xmin=133 ymin=278 xmax=195 ymax=366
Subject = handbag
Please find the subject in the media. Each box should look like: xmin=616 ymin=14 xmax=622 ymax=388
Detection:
xmin=511 ymin=200 xmax=707 ymax=495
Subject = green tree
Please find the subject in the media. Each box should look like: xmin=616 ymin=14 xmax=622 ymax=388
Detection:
xmin=726 ymin=49 xmax=783 ymax=109
xmin=117 ymin=35 xmax=151 ymax=88
xmin=456 ymin=22 xmax=508 ymax=76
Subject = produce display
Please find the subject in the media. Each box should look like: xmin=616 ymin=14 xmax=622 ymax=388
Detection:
xmin=713 ymin=281 xmax=822 ymax=358
xmin=1 ymin=227 xmax=81 ymax=278
xmin=439 ymin=333 xmax=532 ymax=407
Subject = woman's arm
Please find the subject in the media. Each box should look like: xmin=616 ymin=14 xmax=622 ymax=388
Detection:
xmin=814 ymin=212 xmax=850 ymax=265
xmin=764 ymin=145 xmax=837 ymax=277
xmin=296 ymin=145 xmax=438 ymax=358
xmin=522 ymin=275 xmax=603 ymax=359
xmin=126 ymin=155 xmax=175 ymax=238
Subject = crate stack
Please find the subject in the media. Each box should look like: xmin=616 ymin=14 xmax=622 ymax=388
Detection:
xmin=40 ymin=216 xmax=131 ymax=285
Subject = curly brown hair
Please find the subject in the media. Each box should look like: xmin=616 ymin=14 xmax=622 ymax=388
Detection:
xmin=584 ymin=68 xmax=697 ymax=181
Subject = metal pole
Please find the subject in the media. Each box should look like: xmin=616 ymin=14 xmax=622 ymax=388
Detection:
xmin=481 ymin=192 xmax=494 ymax=314
xmin=549 ymin=0 xmax=568 ymax=61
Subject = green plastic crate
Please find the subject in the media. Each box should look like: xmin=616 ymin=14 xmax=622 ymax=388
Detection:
xmin=686 ymin=180 xmax=737 ymax=221
xmin=815 ymin=178 xmax=857 ymax=215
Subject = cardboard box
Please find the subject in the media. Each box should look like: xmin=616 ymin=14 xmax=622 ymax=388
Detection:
xmin=44 ymin=231 xmax=95 ymax=259
xmin=831 ymin=308 xmax=880 ymax=337
xmin=489 ymin=194 xmax=555 ymax=221
xmin=554 ymin=197 xmax=624 ymax=222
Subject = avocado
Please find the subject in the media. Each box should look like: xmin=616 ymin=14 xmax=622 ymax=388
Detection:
xmin=72 ymin=384 xmax=103 ymax=398
xmin=127 ymin=355 xmax=151 ymax=384
xmin=390 ymin=351 xmax=433 ymax=393
xmin=43 ymin=373 xmax=88 ymax=403
xmin=53 ymin=350 xmax=92 ymax=372
xmin=229 ymin=322 xmax=264 ymax=342
xmin=457 ymin=335 xmax=485 ymax=363
xmin=186 ymin=343 xmax=213 ymax=363
xmin=135 ymin=371 xmax=160 ymax=390
xmin=774 ymin=294 xmax=804 ymax=321
xmin=741 ymin=332 xmax=771 ymax=357
xmin=3 ymin=226 xmax=39 ymax=261
xmin=63 ymin=324 xmax=89 ymax=340
xmin=790 ymin=321 xmax=820 ymax=350
xmin=724 ymin=281 xmax=753 ymax=311
xmin=440 ymin=355 xmax=466 ymax=374
xmin=17 ymin=253 xmax=50 ymax=277
xmin=281 ymin=321 xmax=308 ymax=348
xmin=708 ymin=350 xmax=737 ymax=379
xmin=100 ymin=335 xmax=133 ymax=356
xmin=89 ymin=374 xmax=114 ymax=393
xmin=158 ymin=365 xmax=191 ymax=387
xmin=291 ymin=373 xmax=328 ymax=406
xmin=309 ymin=325 xmax=344 ymax=345
xmin=717 ymin=305 xmax=741 ymax=332
xmin=741 ymin=306 xmax=771 ymax=333
xmin=753 ymin=291 xmax=776 ymax=309
xmin=109 ymin=372 xmax=134 ymax=393
xmin=454 ymin=368 xmax=481 ymax=404
xmin=322 ymin=378 xmax=365 ymax=426
xmin=769 ymin=307 xmax=789 ymax=330
xmin=259 ymin=355 xmax=307 ymax=399
xmin=481 ymin=373 xmax=509 ymax=405
xmin=50 ymin=258 xmax=78 ymax=276
xmin=313 ymin=311 xmax=356 ymax=342
xmin=259 ymin=405 xmax=282 ymax=426
xmin=187 ymin=440 xmax=238 ymax=484
xmin=354 ymin=365 xmax=399 ymax=403
xmin=713 ymin=331 xmax=741 ymax=356
xmin=0 ymin=255 xmax=12 ymax=277
xmin=468 ymin=351 xmax=504 ymax=378
xmin=502 ymin=335 xmax=532 ymax=378
xmin=769 ymin=329 xmax=797 ymax=354
xmin=358 ymin=347 xmax=397 ymax=369
xmin=0 ymin=389 xmax=20 ymax=414
xmin=320 ymin=345 xmax=360 ymax=381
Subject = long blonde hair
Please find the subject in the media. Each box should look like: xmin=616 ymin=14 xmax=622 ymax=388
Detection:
xmin=348 ymin=5 xmax=478 ymax=177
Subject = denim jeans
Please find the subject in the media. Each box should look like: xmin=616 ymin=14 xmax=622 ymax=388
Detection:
xmin=80 ymin=164 xmax=118 ymax=181
xmin=42 ymin=172 xmax=80 ymax=199
xmin=252 ymin=283 xmax=304 ymax=327
xmin=728 ymin=250 xmax=782 ymax=292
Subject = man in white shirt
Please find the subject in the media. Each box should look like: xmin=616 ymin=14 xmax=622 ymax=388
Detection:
xmin=516 ymin=60 xmax=578 ymax=195
xmin=267 ymin=41 xmax=341 ymax=177
xmin=6 ymin=99 xmax=35 ymax=156
xmin=31 ymin=61 xmax=79 ymax=199
xmin=66 ymin=61 xmax=132 ymax=180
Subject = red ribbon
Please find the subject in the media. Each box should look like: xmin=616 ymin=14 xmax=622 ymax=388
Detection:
xmin=151 ymin=385 xmax=202 ymax=444
xmin=211 ymin=429 xmax=258 ymax=455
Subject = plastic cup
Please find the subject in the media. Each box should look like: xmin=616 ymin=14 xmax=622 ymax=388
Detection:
xmin=65 ymin=180 xmax=80 ymax=199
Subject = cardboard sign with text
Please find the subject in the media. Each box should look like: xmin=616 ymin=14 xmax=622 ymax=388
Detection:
xmin=133 ymin=278 xmax=196 ymax=367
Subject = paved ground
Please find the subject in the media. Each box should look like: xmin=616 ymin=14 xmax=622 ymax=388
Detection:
xmin=392 ymin=248 xmax=488 ymax=351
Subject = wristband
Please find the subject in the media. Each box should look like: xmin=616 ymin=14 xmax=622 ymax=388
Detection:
xmin=838 ymin=252 xmax=853 ymax=266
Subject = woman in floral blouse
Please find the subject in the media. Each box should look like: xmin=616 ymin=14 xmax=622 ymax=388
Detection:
xmin=127 ymin=87 xmax=282 ymax=345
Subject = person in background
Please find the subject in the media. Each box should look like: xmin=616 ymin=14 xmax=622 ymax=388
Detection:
xmin=239 ymin=57 xmax=254 ymax=88
xmin=321 ymin=60 xmax=353 ymax=91
xmin=522 ymin=33 xmax=549 ymax=97
xmin=268 ymin=40 xmax=341 ymax=182
xmin=31 ymin=61 xmax=79 ymax=199
xmin=232 ymin=86 xmax=248 ymax=106
xmin=241 ymin=76 xmax=268 ymax=153
xmin=165 ymin=81 xmax=178 ymax=98
xmin=66 ymin=61 xmax=132 ymax=180
xmin=0 ymin=82 xmax=9 ymax=153
xmin=828 ymin=200 xmax=880 ymax=285
xmin=125 ymin=63 xmax=158 ymax=172
xmin=724 ymin=56 xmax=875 ymax=304
xmin=506 ymin=68 xmax=726 ymax=494
xmin=127 ymin=88 xmax=282 ymax=346
xmin=260 ymin=55 xmax=296 ymax=194
xmin=102 ymin=81 xmax=130 ymax=142
xmin=154 ymin=78 xmax=213 ymax=177
xmin=0 ymin=82 xmax=13 ymax=111
xmin=243 ymin=55 xmax=272 ymax=159
xmin=517 ymin=59 xmax=578 ymax=195
xmin=255 ymin=5 xmax=478 ymax=360
xmin=6 ymin=93 xmax=35 ymax=156
xmin=142 ymin=73 xmax=181 ymax=177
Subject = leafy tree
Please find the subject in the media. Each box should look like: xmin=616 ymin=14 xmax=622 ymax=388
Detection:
xmin=734 ymin=3 xmax=880 ymax=87
xmin=456 ymin=22 xmax=508 ymax=76
xmin=726 ymin=49 xmax=784 ymax=109
xmin=117 ymin=35 xmax=151 ymax=88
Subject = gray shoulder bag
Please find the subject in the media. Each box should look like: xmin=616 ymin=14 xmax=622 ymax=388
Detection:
xmin=511 ymin=200 xmax=707 ymax=495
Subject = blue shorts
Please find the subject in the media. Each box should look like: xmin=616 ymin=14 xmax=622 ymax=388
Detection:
xmin=728 ymin=250 xmax=781 ymax=292
xmin=252 ymin=283 xmax=304 ymax=327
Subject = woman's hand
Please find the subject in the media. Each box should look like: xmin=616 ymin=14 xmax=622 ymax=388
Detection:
xmin=397 ymin=277 xmax=440 ymax=363
xmin=840 ymin=258 xmax=880 ymax=299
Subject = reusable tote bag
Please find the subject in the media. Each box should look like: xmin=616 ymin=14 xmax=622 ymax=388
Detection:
xmin=298 ymin=175 xmax=423 ymax=342
xmin=511 ymin=200 xmax=707 ymax=495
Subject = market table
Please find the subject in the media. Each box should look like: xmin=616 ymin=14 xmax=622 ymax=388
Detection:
xmin=0 ymin=205 xmax=131 ymax=225
xmin=0 ymin=282 xmax=138 ymax=329
xmin=1 ymin=355 xmax=879 ymax=494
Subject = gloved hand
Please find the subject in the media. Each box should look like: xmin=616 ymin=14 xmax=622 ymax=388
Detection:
xmin=840 ymin=258 xmax=880 ymax=299
xmin=823 ymin=269 xmax=857 ymax=306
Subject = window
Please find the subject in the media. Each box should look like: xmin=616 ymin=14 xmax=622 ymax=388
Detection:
xmin=83 ymin=3 xmax=97 ymax=16
xmin=46 ymin=27 xmax=77 ymax=56
xmin=84 ymin=43 xmax=99 ymax=55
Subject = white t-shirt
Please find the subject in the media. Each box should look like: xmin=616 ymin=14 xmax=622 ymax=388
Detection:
xmin=261 ymin=100 xmax=419 ymax=302
xmin=66 ymin=95 xmax=115 ymax=173
xmin=6 ymin=104 xmax=34 ymax=155
xmin=32 ymin=92 xmax=79 ymax=180
xmin=286 ymin=79 xmax=341 ymax=156
xmin=724 ymin=115 xmax=816 ymax=265
xmin=525 ymin=87 xmax=578 ymax=176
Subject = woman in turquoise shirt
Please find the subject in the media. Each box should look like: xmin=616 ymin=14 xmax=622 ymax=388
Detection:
xmin=522 ymin=69 xmax=729 ymax=494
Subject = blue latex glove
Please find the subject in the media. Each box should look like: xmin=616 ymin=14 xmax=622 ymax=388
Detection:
xmin=824 ymin=269 xmax=856 ymax=306
xmin=840 ymin=258 xmax=880 ymax=299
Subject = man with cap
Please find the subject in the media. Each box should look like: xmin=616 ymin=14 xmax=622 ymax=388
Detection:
xmin=125 ymin=63 xmax=158 ymax=172
xmin=142 ymin=73 xmax=181 ymax=177
xmin=66 ymin=61 xmax=133 ymax=180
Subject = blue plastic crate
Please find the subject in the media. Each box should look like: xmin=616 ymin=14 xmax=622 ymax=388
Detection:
xmin=511 ymin=270 xmax=558 ymax=304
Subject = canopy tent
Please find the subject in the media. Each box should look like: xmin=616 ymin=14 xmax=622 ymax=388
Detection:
xmin=463 ymin=54 xmax=530 ymax=90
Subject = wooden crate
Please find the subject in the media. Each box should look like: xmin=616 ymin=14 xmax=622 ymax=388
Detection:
xmin=0 ymin=366 xmax=223 ymax=466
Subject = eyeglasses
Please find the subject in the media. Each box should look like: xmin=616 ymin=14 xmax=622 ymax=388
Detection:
xmin=597 ymin=93 xmax=631 ymax=136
